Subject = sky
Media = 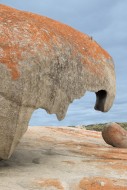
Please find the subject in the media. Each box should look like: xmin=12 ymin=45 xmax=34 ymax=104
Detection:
xmin=0 ymin=0 xmax=127 ymax=125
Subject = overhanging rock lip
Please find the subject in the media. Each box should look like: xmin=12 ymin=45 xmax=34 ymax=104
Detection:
xmin=94 ymin=89 xmax=115 ymax=112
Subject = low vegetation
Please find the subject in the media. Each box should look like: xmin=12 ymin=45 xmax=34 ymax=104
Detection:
xmin=86 ymin=122 xmax=127 ymax=131
xmin=69 ymin=123 xmax=127 ymax=131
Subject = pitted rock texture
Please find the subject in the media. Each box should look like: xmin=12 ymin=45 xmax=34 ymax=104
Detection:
xmin=0 ymin=126 xmax=127 ymax=190
xmin=102 ymin=123 xmax=127 ymax=148
xmin=0 ymin=4 xmax=116 ymax=159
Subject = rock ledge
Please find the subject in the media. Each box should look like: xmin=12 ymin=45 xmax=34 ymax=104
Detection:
xmin=0 ymin=126 xmax=127 ymax=190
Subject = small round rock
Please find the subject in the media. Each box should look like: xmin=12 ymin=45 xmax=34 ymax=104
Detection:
xmin=102 ymin=123 xmax=127 ymax=148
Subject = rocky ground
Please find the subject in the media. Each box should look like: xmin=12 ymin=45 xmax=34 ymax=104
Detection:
xmin=0 ymin=125 xmax=127 ymax=190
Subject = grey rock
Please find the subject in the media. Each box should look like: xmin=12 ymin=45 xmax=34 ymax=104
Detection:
xmin=0 ymin=4 xmax=116 ymax=159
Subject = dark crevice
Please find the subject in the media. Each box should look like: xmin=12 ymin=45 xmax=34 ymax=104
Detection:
xmin=94 ymin=90 xmax=107 ymax=112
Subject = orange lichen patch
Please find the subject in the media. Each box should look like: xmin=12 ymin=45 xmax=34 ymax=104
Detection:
xmin=0 ymin=4 xmax=112 ymax=80
xmin=109 ymin=162 xmax=127 ymax=171
xmin=51 ymin=128 xmax=86 ymax=138
xmin=0 ymin=40 xmax=20 ymax=79
xmin=36 ymin=179 xmax=64 ymax=190
xmin=101 ymin=148 xmax=127 ymax=161
xmin=0 ymin=16 xmax=3 ymax=21
xmin=69 ymin=144 xmax=127 ymax=161
xmin=44 ymin=128 xmax=102 ymax=141
xmin=78 ymin=177 xmax=127 ymax=190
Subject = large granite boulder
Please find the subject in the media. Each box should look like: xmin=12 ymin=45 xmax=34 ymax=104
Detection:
xmin=0 ymin=4 xmax=116 ymax=159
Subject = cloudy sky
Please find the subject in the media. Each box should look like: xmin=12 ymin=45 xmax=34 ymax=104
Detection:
xmin=0 ymin=0 xmax=127 ymax=124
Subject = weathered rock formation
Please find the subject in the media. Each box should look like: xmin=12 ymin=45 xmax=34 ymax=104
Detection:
xmin=0 ymin=126 xmax=127 ymax=190
xmin=102 ymin=123 xmax=127 ymax=148
xmin=0 ymin=4 xmax=116 ymax=159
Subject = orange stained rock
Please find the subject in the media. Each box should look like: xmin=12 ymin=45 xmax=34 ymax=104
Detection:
xmin=0 ymin=4 xmax=112 ymax=80
xmin=0 ymin=126 xmax=127 ymax=189
xmin=78 ymin=177 xmax=127 ymax=190
xmin=36 ymin=179 xmax=64 ymax=190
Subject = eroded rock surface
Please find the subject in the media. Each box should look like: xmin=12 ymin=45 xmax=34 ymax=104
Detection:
xmin=0 ymin=4 xmax=116 ymax=159
xmin=102 ymin=123 xmax=127 ymax=148
xmin=0 ymin=126 xmax=127 ymax=190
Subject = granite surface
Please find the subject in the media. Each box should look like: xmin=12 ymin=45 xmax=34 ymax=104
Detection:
xmin=0 ymin=126 xmax=127 ymax=190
